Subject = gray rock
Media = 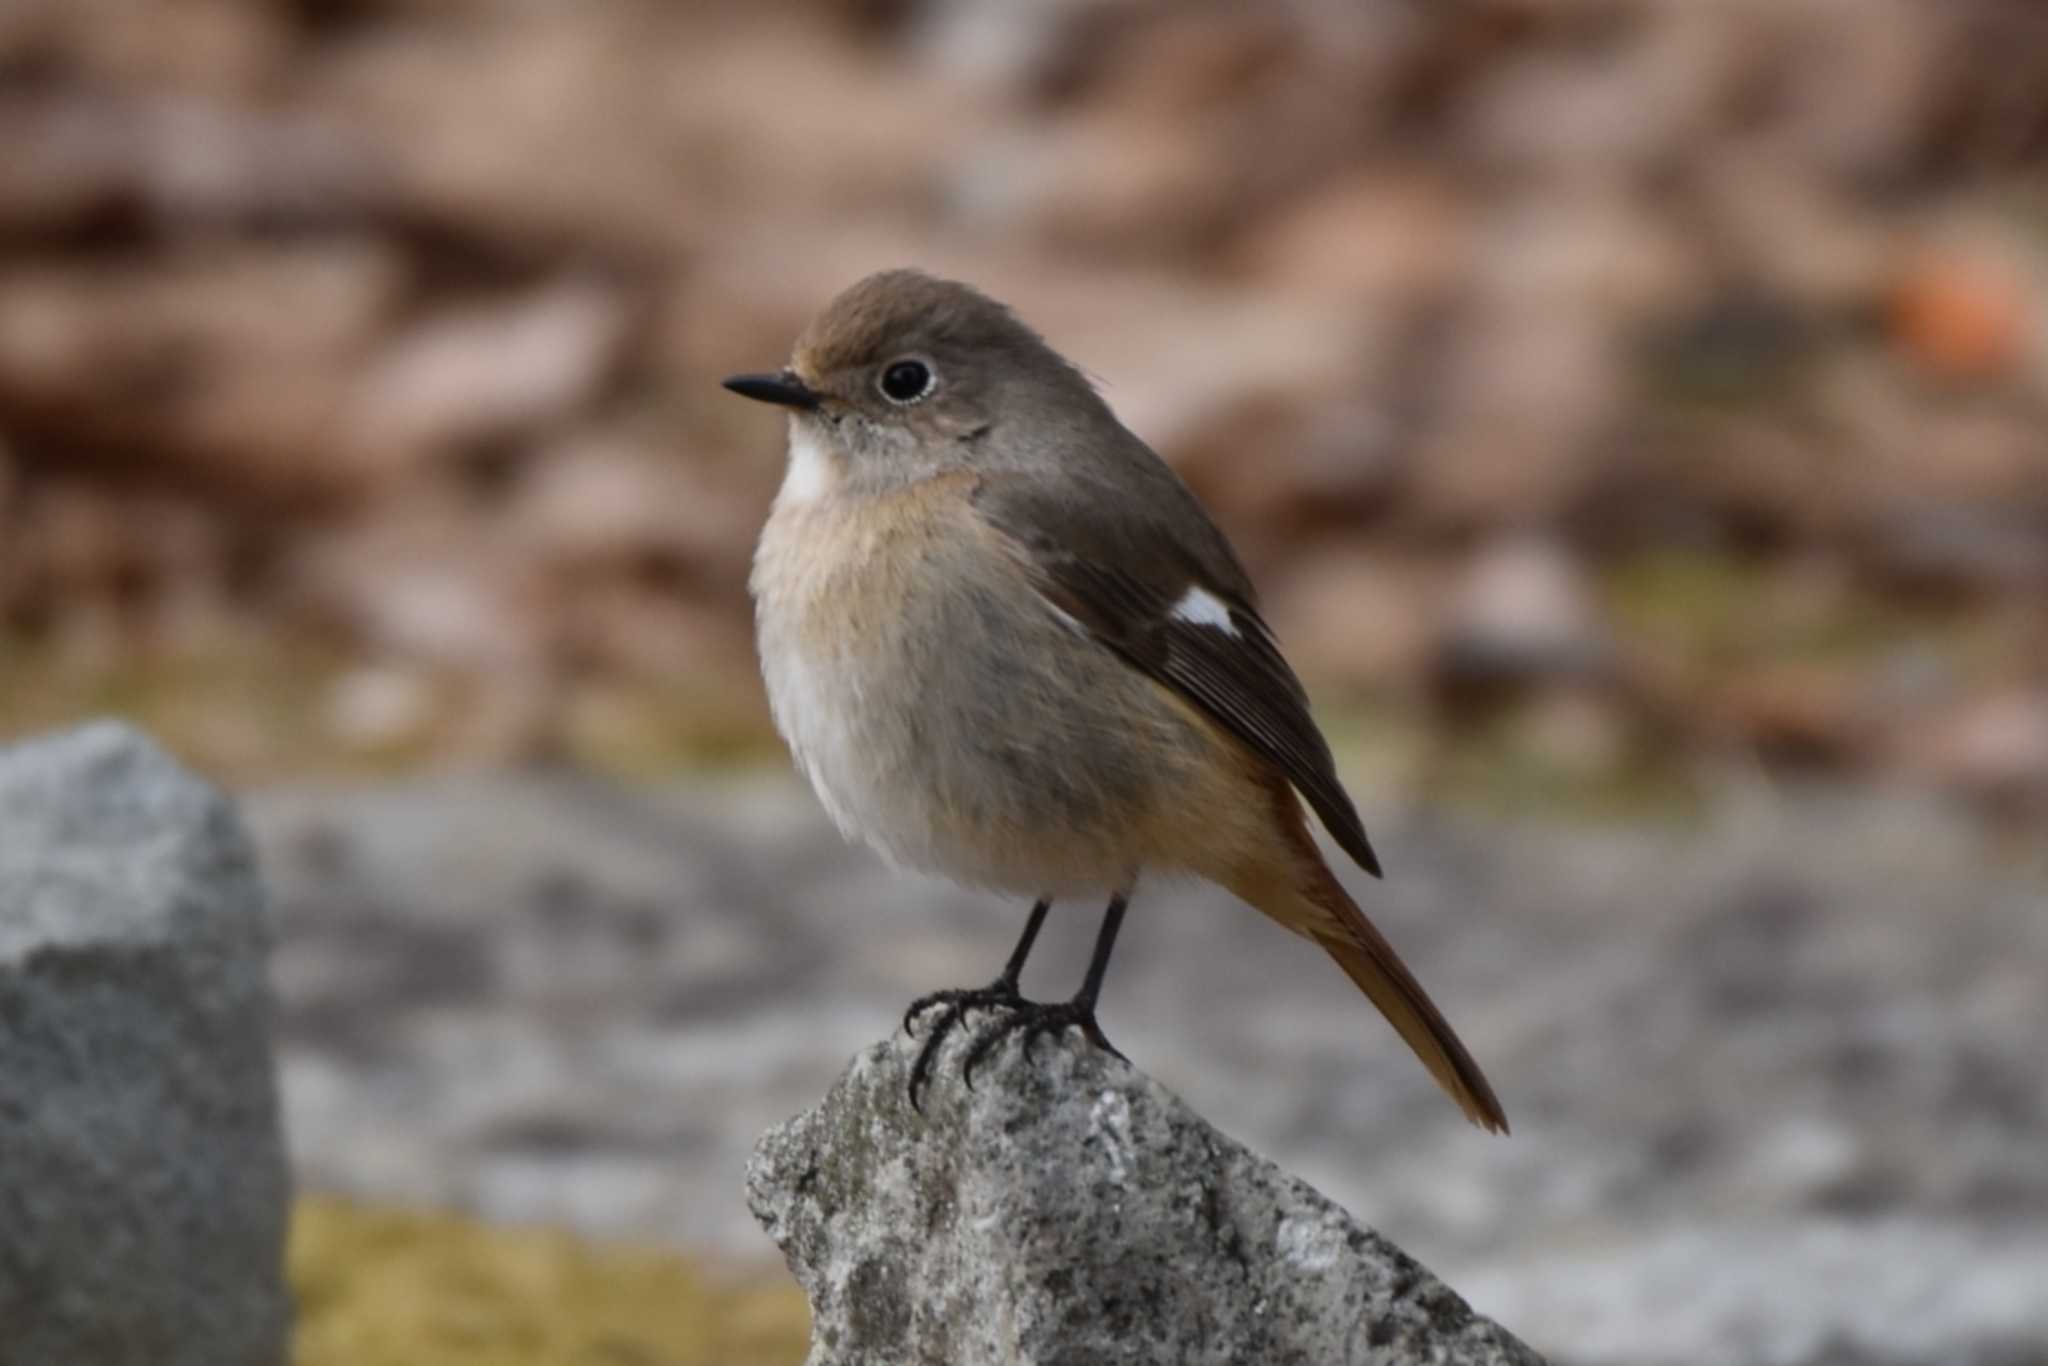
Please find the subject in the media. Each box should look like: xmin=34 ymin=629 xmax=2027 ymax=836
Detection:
xmin=0 ymin=722 xmax=290 ymax=1366
xmin=747 ymin=1028 xmax=1544 ymax=1366
xmin=249 ymin=772 xmax=2048 ymax=1364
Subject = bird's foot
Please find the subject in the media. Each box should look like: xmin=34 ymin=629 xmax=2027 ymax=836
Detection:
xmin=904 ymin=978 xmax=1026 ymax=1111
xmin=960 ymin=996 xmax=1126 ymax=1088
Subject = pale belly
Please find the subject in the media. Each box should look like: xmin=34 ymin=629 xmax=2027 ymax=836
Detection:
xmin=751 ymin=487 xmax=1238 ymax=896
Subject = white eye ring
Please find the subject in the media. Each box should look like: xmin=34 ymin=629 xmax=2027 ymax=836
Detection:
xmin=877 ymin=357 xmax=937 ymax=405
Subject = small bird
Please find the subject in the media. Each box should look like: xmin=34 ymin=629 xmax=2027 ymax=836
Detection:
xmin=727 ymin=270 xmax=1507 ymax=1132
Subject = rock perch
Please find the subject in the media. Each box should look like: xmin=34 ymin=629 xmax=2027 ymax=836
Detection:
xmin=0 ymin=722 xmax=290 ymax=1366
xmin=747 ymin=1028 xmax=1544 ymax=1366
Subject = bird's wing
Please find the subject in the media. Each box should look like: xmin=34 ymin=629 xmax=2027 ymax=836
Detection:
xmin=972 ymin=472 xmax=1382 ymax=878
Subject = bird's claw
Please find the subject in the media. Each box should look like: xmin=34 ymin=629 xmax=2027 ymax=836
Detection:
xmin=904 ymin=979 xmax=1026 ymax=1111
xmin=904 ymin=979 xmax=1018 ymax=1036
xmin=960 ymin=998 xmax=1124 ymax=1087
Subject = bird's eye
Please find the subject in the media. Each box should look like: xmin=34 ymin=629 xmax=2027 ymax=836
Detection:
xmin=878 ymin=358 xmax=935 ymax=404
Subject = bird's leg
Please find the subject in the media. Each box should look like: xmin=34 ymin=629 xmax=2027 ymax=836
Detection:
xmin=905 ymin=898 xmax=1050 ymax=1110
xmin=962 ymin=892 xmax=1130 ymax=1085
xmin=904 ymin=897 xmax=1049 ymax=1032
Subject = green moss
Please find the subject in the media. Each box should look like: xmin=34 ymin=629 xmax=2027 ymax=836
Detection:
xmin=0 ymin=630 xmax=783 ymax=784
xmin=1603 ymin=551 xmax=1766 ymax=663
xmin=1602 ymin=548 xmax=1981 ymax=675
xmin=290 ymin=1196 xmax=808 ymax=1366
xmin=1419 ymin=714 xmax=1705 ymax=828
xmin=0 ymin=634 xmax=364 ymax=782
xmin=559 ymin=675 xmax=783 ymax=777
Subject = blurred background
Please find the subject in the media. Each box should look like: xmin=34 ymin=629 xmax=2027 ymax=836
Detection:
xmin=1 ymin=1 xmax=2044 ymax=1363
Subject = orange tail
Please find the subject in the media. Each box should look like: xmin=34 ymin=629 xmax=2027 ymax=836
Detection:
xmin=1304 ymin=873 xmax=1509 ymax=1134
xmin=1205 ymin=765 xmax=1509 ymax=1132
xmin=1228 ymin=832 xmax=1509 ymax=1133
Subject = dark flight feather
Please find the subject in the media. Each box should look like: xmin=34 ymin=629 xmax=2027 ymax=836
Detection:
xmin=973 ymin=473 xmax=1383 ymax=879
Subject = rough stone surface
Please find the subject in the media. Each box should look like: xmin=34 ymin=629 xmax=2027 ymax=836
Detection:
xmin=0 ymin=722 xmax=290 ymax=1366
xmin=251 ymin=773 xmax=2048 ymax=1365
xmin=747 ymin=1029 xmax=1544 ymax=1366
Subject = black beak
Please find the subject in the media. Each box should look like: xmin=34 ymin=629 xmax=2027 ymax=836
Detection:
xmin=722 ymin=370 xmax=821 ymax=411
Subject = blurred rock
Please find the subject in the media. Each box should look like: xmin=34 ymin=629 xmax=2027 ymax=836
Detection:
xmin=1460 ymin=38 xmax=1684 ymax=184
xmin=565 ymin=581 xmax=752 ymax=682
xmin=1753 ymin=0 xmax=1941 ymax=182
xmin=297 ymin=504 xmax=544 ymax=670
xmin=1873 ymin=507 xmax=2048 ymax=598
xmin=1513 ymin=686 xmax=1632 ymax=777
xmin=1490 ymin=186 xmax=1697 ymax=323
xmin=944 ymin=8 xmax=1357 ymax=255
xmin=951 ymin=113 xmax=1228 ymax=254
xmin=1700 ymin=151 xmax=1898 ymax=313
xmin=1714 ymin=663 xmax=1871 ymax=769
xmin=748 ymin=1030 xmax=1544 ymax=1366
xmin=322 ymin=663 xmax=439 ymax=754
xmin=1906 ymin=691 xmax=2048 ymax=809
xmin=1168 ymin=395 xmax=1404 ymax=558
xmin=346 ymin=280 xmax=631 ymax=474
xmin=0 ymin=722 xmax=288 ymax=1366
xmin=1235 ymin=167 xmax=1467 ymax=308
xmin=1 ymin=0 xmax=2045 ymax=790
xmin=1435 ymin=536 xmax=1610 ymax=694
xmin=969 ymin=271 xmax=1370 ymax=463
xmin=1268 ymin=548 xmax=1442 ymax=692
xmin=511 ymin=437 xmax=760 ymax=590
xmin=253 ymin=766 xmax=2048 ymax=1361
xmin=1830 ymin=371 xmax=2048 ymax=514
xmin=910 ymin=0 xmax=1098 ymax=96
xmin=668 ymin=20 xmax=982 ymax=220
xmin=0 ymin=0 xmax=291 ymax=94
xmin=309 ymin=7 xmax=703 ymax=258
xmin=0 ymin=90 xmax=386 ymax=236
xmin=0 ymin=245 xmax=403 ymax=500
xmin=1649 ymin=414 xmax=1839 ymax=546
xmin=1407 ymin=302 xmax=1619 ymax=527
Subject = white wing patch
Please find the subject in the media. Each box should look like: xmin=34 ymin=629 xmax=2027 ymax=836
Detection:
xmin=775 ymin=422 xmax=841 ymax=508
xmin=1040 ymin=595 xmax=1089 ymax=637
xmin=1168 ymin=584 xmax=1238 ymax=635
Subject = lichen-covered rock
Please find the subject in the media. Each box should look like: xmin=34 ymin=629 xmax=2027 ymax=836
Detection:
xmin=0 ymin=722 xmax=290 ymax=1366
xmin=747 ymin=1028 xmax=1543 ymax=1366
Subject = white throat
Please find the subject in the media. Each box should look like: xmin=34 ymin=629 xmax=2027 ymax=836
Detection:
xmin=776 ymin=422 xmax=843 ymax=509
